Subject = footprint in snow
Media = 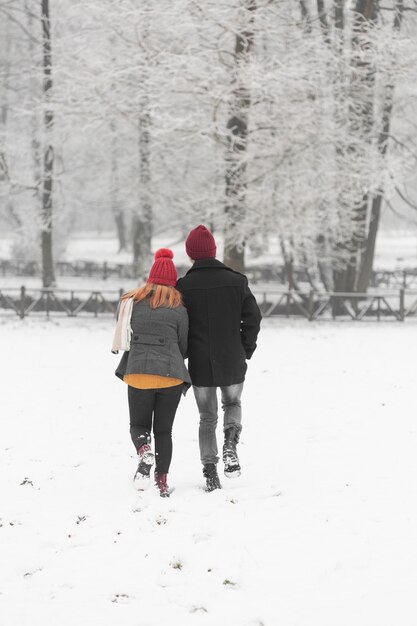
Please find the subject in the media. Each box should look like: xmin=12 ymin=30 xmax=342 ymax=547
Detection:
xmin=20 ymin=477 xmax=34 ymax=487
xmin=23 ymin=567 xmax=43 ymax=578
xmin=112 ymin=593 xmax=130 ymax=604
xmin=190 ymin=606 xmax=208 ymax=614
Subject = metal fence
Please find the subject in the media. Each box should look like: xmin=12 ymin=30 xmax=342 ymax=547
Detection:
xmin=2 ymin=285 xmax=417 ymax=320
xmin=256 ymin=289 xmax=417 ymax=321
xmin=0 ymin=287 xmax=121 ymax=319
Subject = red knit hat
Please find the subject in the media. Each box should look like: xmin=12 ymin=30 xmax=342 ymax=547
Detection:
xmin=147 ymin=248 xmax=177 ymax=286
xmin=185 ymin=225 xmax=217 ymax=260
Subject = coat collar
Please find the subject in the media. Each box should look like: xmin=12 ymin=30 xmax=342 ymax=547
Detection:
xmin=185 ymin=258 xmax=233 ymax=274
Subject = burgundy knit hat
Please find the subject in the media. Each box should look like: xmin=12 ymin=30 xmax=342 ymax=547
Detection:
xmin=147 ymin=248 xmax=177 ymax=286
xmin=185 ymin=225 xmax=217 ymax=260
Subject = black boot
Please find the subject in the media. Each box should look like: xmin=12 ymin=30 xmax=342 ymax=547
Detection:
xmin=203 ymin=463 xmax=221 ymax=492
xmin=223 ymin=426 xmax=241 ymax=478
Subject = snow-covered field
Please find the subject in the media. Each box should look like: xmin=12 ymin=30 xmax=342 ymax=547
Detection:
xmin=1 ymin=319 xmax=417 ymax=626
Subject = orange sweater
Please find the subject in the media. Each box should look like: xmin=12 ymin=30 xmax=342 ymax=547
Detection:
xmin=123 ymin=374 xmax=183 ymax=389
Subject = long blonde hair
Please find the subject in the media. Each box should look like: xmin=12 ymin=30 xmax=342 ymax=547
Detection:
xmin=122 ymin=283 xmax=182 ymax=309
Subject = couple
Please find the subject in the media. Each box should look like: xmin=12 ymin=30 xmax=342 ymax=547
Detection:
xmin=113 ymin=225 xmax=262 ymax=497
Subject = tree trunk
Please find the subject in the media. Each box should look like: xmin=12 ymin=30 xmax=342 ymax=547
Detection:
xmin=316 ymin=0 xmax=344 ymax=292
xmin=224 ymin=0 xmax=256 ymax=274
xmin=317 ymin=0 xmax=330 ymax=44
xmin=133 ymin=6 xmax=152 ymax=278
xmin=357 ymin=0 xmax=404 ymax=291
xmin=41 ymin=0 xmax=55 ymax=287
xmin=334 ymin=0 xmax=378 ymax=293
xmin=133 ymin=107 xmax=152 ymax=278
xmin=110 ymin=116 xmax=126 ymax=252
xmin=115 ymin=210 xmax=126 ymax=253
xmin=334 ymin=0 xmax=344 ymax=32
xmin=0 ymin=14 xmax=18 ymax=227
xmin=299 ymin=0 xmax=312 ymax=33
xmin=279 ymin=237 xmax=295 ymax=290
xmin=0 ymin=18 xmax=9 ymax=185
xmin=26 ymin=1 xmax=42 ymax=214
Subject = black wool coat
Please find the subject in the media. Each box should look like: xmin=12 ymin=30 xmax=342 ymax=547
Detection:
xmin=176 ymin=258 xmax=262 ymax=387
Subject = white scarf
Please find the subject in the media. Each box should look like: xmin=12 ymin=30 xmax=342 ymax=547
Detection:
xmin=111 ymin=297 xmax=134 ymax=354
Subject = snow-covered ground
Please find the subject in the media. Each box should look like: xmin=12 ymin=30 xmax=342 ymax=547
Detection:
xmin=1 ymin=319 xmax=417 ymax=626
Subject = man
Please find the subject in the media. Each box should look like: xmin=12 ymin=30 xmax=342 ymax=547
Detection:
xmin=176 ymin=225 xmax=262 ymax=492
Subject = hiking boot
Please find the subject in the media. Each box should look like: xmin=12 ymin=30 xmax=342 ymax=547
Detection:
xmin=154 ymin=471 xmax=170 ymax=498
xmin=133 ymin=444 xmax=155 ymax=490
xmin=223 ymin=426 xmax=241 ymax=478
xmin=203 ymin=463 xmax=221 ymax=492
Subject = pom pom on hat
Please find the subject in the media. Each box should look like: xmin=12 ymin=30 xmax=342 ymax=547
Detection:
xmin=154 ymin=248 xmax=173 ymax=260
xmin=147 ymin=248 xmax=177 ymax=286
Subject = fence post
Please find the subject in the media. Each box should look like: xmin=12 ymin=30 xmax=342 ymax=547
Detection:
xmin=20 ymin=285 xmax=26 ymax=319
xmin=103 ymin=261 xmax=108 ymax=280
xmin=399 ymin=288 xmax=405 ymax=321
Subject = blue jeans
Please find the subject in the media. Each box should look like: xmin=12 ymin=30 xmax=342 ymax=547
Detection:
xmin=193 ymin=383 xmax=244 ymax=465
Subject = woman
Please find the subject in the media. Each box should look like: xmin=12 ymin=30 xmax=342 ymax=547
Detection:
xmin=113 ymin=248 xmax=191 ymax=497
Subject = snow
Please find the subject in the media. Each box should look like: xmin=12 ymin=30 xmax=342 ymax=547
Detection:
xmin=374 ymin=231 xmax=417 ymax=270
xmin=1 ymin=319 xmax=417 ymax=626
xmin=0 ymin=237 xmax=11 ymax=259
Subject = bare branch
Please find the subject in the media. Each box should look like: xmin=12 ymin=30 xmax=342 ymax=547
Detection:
xmin=395 ymin=185 xmax=417 ymax=211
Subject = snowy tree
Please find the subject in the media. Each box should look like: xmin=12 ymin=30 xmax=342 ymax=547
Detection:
xmin=0 ymin=1 xmax=41 ymax=260
xmin=1 ymin=0 xmax=417 ymax=287
xmin=40 ymin=0 xmax=55 ymax=287
xmin=223 ymin=0 xmax=257 ymax=273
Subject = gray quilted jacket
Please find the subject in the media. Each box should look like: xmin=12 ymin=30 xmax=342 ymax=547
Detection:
xmin=115 ymin=298 xmax=191 ymax=392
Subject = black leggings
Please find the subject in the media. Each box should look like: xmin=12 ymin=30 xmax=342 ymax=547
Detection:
xmin=127 ymin=384 xmax=183 ymax=474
